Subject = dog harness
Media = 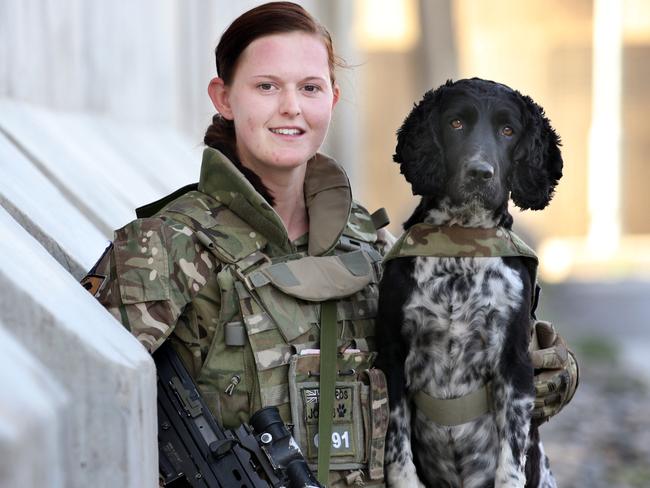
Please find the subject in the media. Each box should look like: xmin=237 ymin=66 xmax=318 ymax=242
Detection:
xmin=383 ymin=223 xmax=539 ymax=426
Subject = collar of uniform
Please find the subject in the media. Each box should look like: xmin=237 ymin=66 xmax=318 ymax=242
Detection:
xmin=199 ymin=147 xmax=289 ymax=252
xmin=198 ymin=147 xmax=352 ymax=256
xmin=304 ymin=152 xmax=352 ymax=256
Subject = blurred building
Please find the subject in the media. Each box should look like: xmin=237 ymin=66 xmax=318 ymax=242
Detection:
xmin=3 ymin=0 xmax=648 ymax=282
xmin=354 ymin=0 xmax=650 ymax=283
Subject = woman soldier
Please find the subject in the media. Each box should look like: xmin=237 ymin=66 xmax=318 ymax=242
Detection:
xmin=84 ymin=2 xmax=577 ymax=486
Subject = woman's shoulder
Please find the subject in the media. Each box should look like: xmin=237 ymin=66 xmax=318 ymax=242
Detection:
xmin=111 ymin=212 xmax=218 ymax=303
xmin=343 ymin=200 xmax=377 ymax=243
xmin=152 ymin=190 xmax=268 ymax=265
xmin=117 ymin=189 xmax=217 ymax=256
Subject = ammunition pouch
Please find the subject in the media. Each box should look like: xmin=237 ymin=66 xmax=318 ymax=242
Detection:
xmin=288 ymin=351 xmax=388 ymax=480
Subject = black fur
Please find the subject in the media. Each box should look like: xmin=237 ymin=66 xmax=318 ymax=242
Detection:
xmin=379 ymin=78 xmax=561 ymax=488
xmin=394 ymin=78 xmax=562 ymax=216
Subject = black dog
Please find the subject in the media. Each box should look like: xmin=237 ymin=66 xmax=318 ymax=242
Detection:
xmin=377 ymin=79 xmax=562 ymax=488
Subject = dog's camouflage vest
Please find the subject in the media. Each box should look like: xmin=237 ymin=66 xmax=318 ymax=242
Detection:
xmin=382 ymin=224 xmax=539 ymax=425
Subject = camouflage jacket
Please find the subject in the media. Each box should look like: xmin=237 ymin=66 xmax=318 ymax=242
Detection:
xmin=87 ymin=147 xmax=389 ymax=485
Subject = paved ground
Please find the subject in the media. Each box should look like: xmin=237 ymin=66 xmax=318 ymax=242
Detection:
xmin=536 ymin=280 xmax=650 ymax=488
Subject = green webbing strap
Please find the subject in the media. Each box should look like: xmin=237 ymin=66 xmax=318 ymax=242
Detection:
xmin=317 ymin=301 xmax=338 ymax=485
xmin=414 ymin=382 xmax=493 ymax=426
xmin=370 ymin=207 xmax=390 ymax=230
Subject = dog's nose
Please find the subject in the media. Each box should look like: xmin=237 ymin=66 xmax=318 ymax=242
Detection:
xmin=466 ymin=160 xmax=494 ymax=181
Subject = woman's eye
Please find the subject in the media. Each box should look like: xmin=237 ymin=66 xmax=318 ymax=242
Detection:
xmin=501 ymin=126 xmax=514 ymax=136
xmin=450 ymin=119 xmax=463 ymax=130
xmin=257 ymin=83 xmax=274 ymax=91
xmin=303 ymin=84 xmax=321 ymax=93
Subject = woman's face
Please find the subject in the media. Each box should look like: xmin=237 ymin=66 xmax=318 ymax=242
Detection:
xmin=211 ymin=32 xmax=339 ymax=174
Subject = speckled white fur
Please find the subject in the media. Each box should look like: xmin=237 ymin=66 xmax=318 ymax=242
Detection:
xmin=384 ymin=203 xmax=556 ymax=488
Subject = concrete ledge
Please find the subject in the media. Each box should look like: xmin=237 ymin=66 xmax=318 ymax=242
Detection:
xmin=0 ymin=100 xmax=200 ymax=225
xmin=0 ymin=99 xmax=202 ymax=487
xmin=0 ymin=325 xmax=68 ymax=488
xmin=0 ymin=207 xmax=157 ymax=488
xmin=0 ymin=99 xmax=200 ymax=277
xmin=0 ymin=130 xmax=108 ymax=277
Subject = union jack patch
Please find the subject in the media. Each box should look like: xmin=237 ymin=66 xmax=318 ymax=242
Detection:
xmin=304 ymin=389 xmax=320 ymax=404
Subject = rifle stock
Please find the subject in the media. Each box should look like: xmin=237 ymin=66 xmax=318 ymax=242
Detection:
xmin=155 ymin=341 xmax=320 ymax=488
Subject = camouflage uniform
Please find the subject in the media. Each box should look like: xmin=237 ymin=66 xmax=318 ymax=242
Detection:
xmin=88 ymin=147 xmax=388 ymax=486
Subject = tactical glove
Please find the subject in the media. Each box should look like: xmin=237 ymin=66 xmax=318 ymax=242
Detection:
xmin=530 ymin=320 xmax=579 ymax=422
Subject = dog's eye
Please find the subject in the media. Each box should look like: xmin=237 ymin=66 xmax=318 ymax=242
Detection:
xmin=450 ymin=119 xmax=463 ymax=130
xmin=501 ymin=126 xmax=514 ymax=136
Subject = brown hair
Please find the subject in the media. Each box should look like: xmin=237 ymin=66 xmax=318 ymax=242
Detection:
xmin=204 ymin=2 xmax=342 ymax=204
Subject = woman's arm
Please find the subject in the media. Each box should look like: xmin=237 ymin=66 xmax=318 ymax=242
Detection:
xmin=84 ymin=217 xmax=220 ymax=353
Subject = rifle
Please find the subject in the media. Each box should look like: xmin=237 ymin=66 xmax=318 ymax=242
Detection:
xmin=154 ymin=341 xmax=321 ymax=488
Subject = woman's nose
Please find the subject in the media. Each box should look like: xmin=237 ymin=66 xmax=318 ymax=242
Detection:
xmin=279 ymin=90 xmax=301 ymax=117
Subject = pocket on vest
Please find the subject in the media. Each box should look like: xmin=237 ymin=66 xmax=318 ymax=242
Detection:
xmin=288 ymin=351 xmax=388 ymax=478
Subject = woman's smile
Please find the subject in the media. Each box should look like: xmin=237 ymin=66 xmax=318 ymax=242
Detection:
xmin=269 ymin=126 xmax=306 ymax=137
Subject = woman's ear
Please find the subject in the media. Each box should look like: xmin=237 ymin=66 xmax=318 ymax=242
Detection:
xmin=208 ymin=77 xmax=234 ymax=120
xmin=332 ymin=82 xmax=340 ymax=109
xmin=510 ymin=94 xmax=563 ymax=210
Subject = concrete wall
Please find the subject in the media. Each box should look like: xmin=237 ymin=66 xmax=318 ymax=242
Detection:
xmin=0 ymin=206 xmax=159 ymax=487
xmin=0 ymin=2 xmax=359 ymax=486
xmin=0 ymin=100 xmax=203 ymax=486
xmin=0 ymin=4 xmax=203 ymax=484
xmin=0 ymin=80 xmax=205 ymax=487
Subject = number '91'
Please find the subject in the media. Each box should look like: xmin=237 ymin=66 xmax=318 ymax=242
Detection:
xmin=314 ymin=431 xmax=350 ymax=449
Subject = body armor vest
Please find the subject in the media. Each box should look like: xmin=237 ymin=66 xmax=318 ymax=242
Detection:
xmin=151 ymin=189 xmax=389 ymax=482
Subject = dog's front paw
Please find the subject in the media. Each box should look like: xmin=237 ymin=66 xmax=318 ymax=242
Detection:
xmin=385 ymin=461 xmax=426 ymax=488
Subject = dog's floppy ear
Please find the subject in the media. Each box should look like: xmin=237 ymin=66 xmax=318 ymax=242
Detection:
xmin=393 ymin=83 xmax=449 ymax=196
xmin=510 ymin=94 xmax=563 ymax=210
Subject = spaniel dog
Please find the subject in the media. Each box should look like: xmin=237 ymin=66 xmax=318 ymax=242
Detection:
xmin=376 ymin=78 xmax=562 ymax=488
